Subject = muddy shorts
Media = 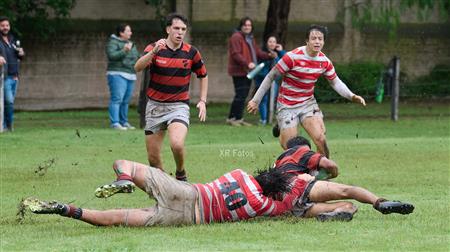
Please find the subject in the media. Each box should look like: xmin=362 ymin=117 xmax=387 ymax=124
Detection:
xmin=276 ymin=98 xmax=323 ymax=130
xmin=144 ymin=99 xmax=190 ymax=135
xmin=141 ymin=166 xmax=198 ymax=226
xmin=291 ymin=180 xmax=317 ymax=217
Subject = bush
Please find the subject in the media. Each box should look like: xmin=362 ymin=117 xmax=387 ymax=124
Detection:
xmin=314 ymin=62 xmax=384 ymax=102
xmin=400 ymin=64 xmax=450 ymax=98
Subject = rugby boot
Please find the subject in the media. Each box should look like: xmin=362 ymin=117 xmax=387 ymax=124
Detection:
xmin=316 ymin=211 xmax=353 ymax=222
xmin=23 ymin=197 xmax=67 ymax=215
xmin=95 ymin=180 xmax=135 ymax=198
xmin=374 ymin=200 xmax=414 ymax=215
xmin=272 ymin=124 xmax=280 ymax=137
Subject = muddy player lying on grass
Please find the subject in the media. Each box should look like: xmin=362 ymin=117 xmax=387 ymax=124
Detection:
xmin=23 ymin=154 xmax=413 ymax=225
xmin=272 ymin=136 xmax=414 ymax=221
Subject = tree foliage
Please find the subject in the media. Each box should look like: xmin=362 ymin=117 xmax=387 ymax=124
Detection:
xmin=350 ymin=0 xmax=450 ymax=36
xmin=0 ymin=0 xmax=75 ymax=37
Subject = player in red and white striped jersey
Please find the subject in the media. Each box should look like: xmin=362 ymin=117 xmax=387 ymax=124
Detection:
xmin=24 ymin=160 xmax=311 ymax=226
xmin=248 ymin=25 xmax=366 ymax=157
xmin=194 ymin=168 xmax=306 ymax=223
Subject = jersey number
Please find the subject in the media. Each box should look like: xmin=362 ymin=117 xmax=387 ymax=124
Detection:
xmin=219 ymin=181 xmax=248 ymax=211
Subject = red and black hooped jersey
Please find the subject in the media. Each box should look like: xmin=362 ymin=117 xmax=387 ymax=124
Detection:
xmin=274 ymin=145 xmax=324 ymax=175
xmin=144 ymin=42 xmax=207 ymax=103
xmin=193 ymin=169 xmax=306 ymax=223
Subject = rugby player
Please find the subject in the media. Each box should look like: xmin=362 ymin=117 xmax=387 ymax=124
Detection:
xmin=248 ymin=24 xmax=366 ymax=157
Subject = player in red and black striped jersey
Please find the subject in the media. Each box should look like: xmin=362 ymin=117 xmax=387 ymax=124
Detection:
xmin=273 ymin=136 xmax=414 ymax=221
xmin=134 ymin=13 xmax=208 ymax=181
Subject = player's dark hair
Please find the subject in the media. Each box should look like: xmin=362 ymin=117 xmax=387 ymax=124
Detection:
xmin=115 ymin=23 xmax=129 ymax=37
xmin=238 ymin=16 xmax=253 ymax=33
xmin=286 ymin=136 xmax=311 ymax=149
xmin=254 ymin=167 xmax=294 ymax=196
xmin=0 ymin=16 xmax=9 ymax=23
xmin=306 ymin=24 xmax=328 ymax=41
xmin=165 ymin=13 xmax=189 ymax=27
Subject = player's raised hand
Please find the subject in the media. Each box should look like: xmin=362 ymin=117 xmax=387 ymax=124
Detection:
xmin=152 ymin=39 xmax=166 ymax=54
xmin=352 ymin=95 xmax=366 ymax=106
xmin=247 ymin=100 xmax=258 ymax=114
xmin=197 ymin=100 xmax=207 ymax=122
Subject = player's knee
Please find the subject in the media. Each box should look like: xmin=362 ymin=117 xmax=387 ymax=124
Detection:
xmin=343 ymin=202 xmax=358 ymax=214
xmin=339 ymin=185 xmax=352 ymax=198
xmin=170 ymin=141 xmax=184 ymax=154
xmin=314 ymin=134 xmax=327 ymax=146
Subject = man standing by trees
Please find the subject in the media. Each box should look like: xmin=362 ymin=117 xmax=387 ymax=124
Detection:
xmin=0 ymin=16 xmax=24 ymax=132
xmin=134 ymin=13 xmax=208 ymax=181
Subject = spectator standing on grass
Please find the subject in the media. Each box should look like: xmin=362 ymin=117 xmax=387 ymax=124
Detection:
xmin=134 ymin=13 xmax=208 ymax=181
xmin=227 ymin=17 xmax=275 ymax=127
xmin=248 ymin=25 xmax=366 ymax=157
xmin=254 ymin=35 xmax=286 ymax=125
xmin=105 ymin=23 xmax=139 ymax=130
xmin=0 ymin=16 xmax=25 ymax=132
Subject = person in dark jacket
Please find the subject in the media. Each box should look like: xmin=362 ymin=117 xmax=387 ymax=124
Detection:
xmin=105 ymin=23 xmax=140 ymax=130
xmin=0 ymin=16 xmax=24 ymax=132
xmin=226 ymin=17 xmax=275 ymax=126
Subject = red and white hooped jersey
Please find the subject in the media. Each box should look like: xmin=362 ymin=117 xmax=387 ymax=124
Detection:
xmin=193 ymin=169 xmax=306 ymax=224
xmin=276 ymin=46 xmax=337 ymax=107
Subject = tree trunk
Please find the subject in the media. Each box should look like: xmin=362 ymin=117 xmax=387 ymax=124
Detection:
xmin=263 ymin=0 xmax=291 ymax=46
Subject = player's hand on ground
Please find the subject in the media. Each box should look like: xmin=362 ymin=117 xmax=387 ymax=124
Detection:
xmin=152 ymin=39 xmax=166 ymax=54
xmin=247 ymin=100 xmax=258 ymax=114
xmin=297 ymin=173 xmax=315 ymax=182
xmin=352 ymin=95 xmax=366 ymax=106
xmin=197 ymin=101 xmax=206 ymax=122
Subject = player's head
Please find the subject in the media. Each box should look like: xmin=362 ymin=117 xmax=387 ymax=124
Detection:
xmin=238 ymin=16 xmax=253 ymax=34
xmin=305 ymin=24 xmax=327 ymax=54
xmin=165 ymin=13 xmax=188 ymax=45
xmin=286 ymin=136 xmax=311 ymax=149
xmin=254 ymin=167 xmax=295 ymax=196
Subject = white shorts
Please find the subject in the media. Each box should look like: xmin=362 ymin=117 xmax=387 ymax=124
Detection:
xmin=144 ymin=99 xmax=190 ymax=135
xmin=276 ymin=98 xmax=323 ymax=130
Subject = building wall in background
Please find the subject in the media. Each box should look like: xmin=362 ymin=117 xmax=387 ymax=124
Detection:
xmin=15 ymin=0 xmax=449 ymax=110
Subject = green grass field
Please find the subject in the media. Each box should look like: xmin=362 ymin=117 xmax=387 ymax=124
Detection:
xmin=1 ymin=101 xmax=449 ymax=251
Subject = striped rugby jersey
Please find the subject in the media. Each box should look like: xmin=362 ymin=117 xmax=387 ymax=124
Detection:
xmin=193 ymin=169 xmax=306 ymax=223
xmin=276 ymin=46 xmax=336 ymax=107
xmin=144 ymin=42 xmax=207 ymax=103
xmin=274 ymin=145 xmax=324 ymax=174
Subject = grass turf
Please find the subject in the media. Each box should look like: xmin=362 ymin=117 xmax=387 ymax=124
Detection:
xmin=1 ymin=101 xmax=449 ymax=251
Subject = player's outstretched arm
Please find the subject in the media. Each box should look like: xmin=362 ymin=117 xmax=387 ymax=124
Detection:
xmin=328 ymin=76 xmax=366 ymax=106
xmin=247 ymin=67 xmax=282 ymax=114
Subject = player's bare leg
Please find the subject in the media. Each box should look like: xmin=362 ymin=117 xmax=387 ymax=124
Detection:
xmin=279 ymin=126 xmax=298 ymax=150
xmin=145 ymin=130 xmax=166 ymax=170
xmin=304 ymin=201 xmax=357 ymax=221
xmin=80 ymin=208 xmax=156 ymax=226
xmin=309 ymin=181 xmax=379 ymax=204
xmin=301 ymin=116 xmax=329 ymax=158
xmin=168 ymin=122 xmax=188 ymax=181
xmin=24 ymin=197 xmax=156 ymax=227
xmin=309 ymin=181 xmax=414 ymax=215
